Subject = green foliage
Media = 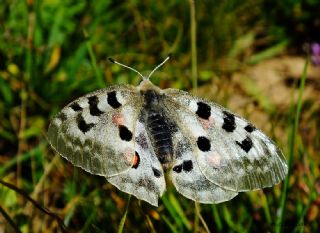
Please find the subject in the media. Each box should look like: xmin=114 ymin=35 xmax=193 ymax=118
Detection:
xmin=0 ymin=0 xmax=319 ymax=232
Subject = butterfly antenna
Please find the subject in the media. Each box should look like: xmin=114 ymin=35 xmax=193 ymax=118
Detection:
xmin=108 ymin=58 xmax=145 ymax=80
xmin=147 ymin=54 xmax=171 ymax=80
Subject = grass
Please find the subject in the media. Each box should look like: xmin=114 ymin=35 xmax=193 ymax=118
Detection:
xmin=276 ymin=57 xmax=309 ymax=233
xmin=0 ymin=0 xmax=319 ymax=232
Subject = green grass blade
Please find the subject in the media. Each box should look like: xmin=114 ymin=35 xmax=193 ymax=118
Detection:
xmin=247 ymin=40 xmax=288 ymax=64
xmin=118 ymin=195 xmax=131 ymax=233
xmin=275 ymin=58 xmax=309 ymax=233
xmin=161 ymin=193 xmax=184 ymax=231
xmin=189 ymin=0 xmax=198 ymax=91
xmin=212 ymin=205 xmax=222 ymax=231
xmin=162 ymin=215 xmax=180 ymax=233
xmin=0 ymin=142 xmax=45 ymax=178
xmin=168 ymin=192 xmax=192 ymax=231
xmin=84 ymin=30 xmax=105 ymax=89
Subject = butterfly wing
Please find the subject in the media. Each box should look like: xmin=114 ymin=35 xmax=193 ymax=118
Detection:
xmin=169 ymin=131 xmax=238 ymax=203
xmin=164 ymin=88 xmax=288 ymax=192
xmin=47 ymin=85 xmax=143 ymax=177
xmin=108 ymin=120 xmax=166 ymax=206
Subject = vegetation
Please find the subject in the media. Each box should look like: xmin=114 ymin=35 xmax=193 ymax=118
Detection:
xmin=0 ymin=0 xmax=319 ymax=232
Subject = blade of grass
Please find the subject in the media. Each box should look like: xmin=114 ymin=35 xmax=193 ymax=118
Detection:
xmin=162 ymin=215 xmax=180 ymax=233
xmin=0 ymin=204 xmax=22 ymax=233
xmin=275 ymin=58 xmax=309 ymax=233
xmin=0 ymin=179 xmax=67 ymax=233
xmin=221 ymin=203 xmax=247 ymax=232
xmin=293 ymin=160 xmax=317 ymax=233
xmin=261 ymin=192 xmax=272 ymax=225
xmin=161 ymin=193 xmax=184 ymax=231
xmin=0 ymin=142 xmax=46 ymax=178
xmin=117 ymin=195 xmax=131 ymax=233
xmin=23 ymin=154 xmax=60 ymax=214
xmin=80 ymin=210 xmax=96 ymax=233
xmin=189 ymin=0 xmax=198 ymax=91
xmin=168 ymin=192 xmax=192 ymax=231
xmin=212 ymin=205 xmax=222 ymax=231
xmin=195 ymin=202 xmax=210 ymax=233
xmin=193 ymin=202 xmax=199 ymax=233
xmin=247 ymin=40 xmax=288 ymax=64
xmin=83 ymin=29 xmax=105 ymax=89
xmin=222 ymin=204 xmax=237 ymax=230
xmin=145 ymin=214 xmax=157 ymax=233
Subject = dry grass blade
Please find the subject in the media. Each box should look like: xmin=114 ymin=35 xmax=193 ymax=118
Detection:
xmin=0 ymin=204 xmax=22 ymax=233
xmin=0 ymin=179 xmax=68 ymax=233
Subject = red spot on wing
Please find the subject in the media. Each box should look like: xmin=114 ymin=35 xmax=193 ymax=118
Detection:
xmin=200 ymin=116 xmax=214 ymax=129
xmin=206 ymin=151 xmax=221 ymax=168
xmin=132 ymin=152 xmax=140 ymax=169
xmin=112 ymin=113 xmax=125 ymax=126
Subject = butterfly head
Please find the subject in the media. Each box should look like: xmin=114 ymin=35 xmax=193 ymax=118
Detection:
xmin=108 ymin=55 xmax=171 ymax=85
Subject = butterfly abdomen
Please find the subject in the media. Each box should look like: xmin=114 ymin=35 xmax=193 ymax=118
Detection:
xmin=147 ymin=111 xmax=173 ymax=165
xmin=142 ymin=90 xmax=174 ymax=167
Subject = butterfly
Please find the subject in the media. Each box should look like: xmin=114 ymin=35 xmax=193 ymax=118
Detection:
xmin=47 ymin=56 xmax=288 ymax=206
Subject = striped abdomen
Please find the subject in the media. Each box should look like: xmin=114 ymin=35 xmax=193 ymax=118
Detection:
xmin=147 ymin=111 xmax=173 ymax=166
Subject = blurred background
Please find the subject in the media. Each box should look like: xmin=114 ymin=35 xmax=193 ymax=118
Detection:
xmin=0 ymin=0 xmax=319 ymax=232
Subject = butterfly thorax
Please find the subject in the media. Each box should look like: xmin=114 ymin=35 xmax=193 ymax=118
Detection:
xmin=141 ymin=89 xmax=175 ymax=170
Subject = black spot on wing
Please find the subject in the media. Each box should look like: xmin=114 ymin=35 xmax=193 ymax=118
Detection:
xmin=244 ymin=124 xmax=256 ymax=133
xmin=88 ymin=95 xmax=104 ymax=116
xmin=183 ymin=160 xmax=193 ymax=172
xmin=119 ymin=125 xmax=133 ymax=141
xmin=173 ymin=164 xmax=182 ymax=173
xmin=107 ymin=91 xmax=121 ymax=109
xmin=197 ymin=136 xmax=211 ymax=152
xmin=236 ymin=136 xmax=253 ymax=153
xmin=70 ymin=102 xmax=82 ymax=111
xmin=222 ymin=111 xmax=236 ymax=132
xmin=77 ymin=115 xmax=94 ymax=133
xmin=196 ymin=102 xmax=211 ymax=120
xmin=152 ymin=167 xmax=162 ymax=177
xmin=132 ymin=151 xmax=140 ymax=169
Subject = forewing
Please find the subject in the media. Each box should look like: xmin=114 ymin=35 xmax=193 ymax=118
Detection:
xmin=47 ymin=85 xmax=142 ymax=177
xmin=169 ymin=131 xmax=238 ymax=203
xmin=108 ymin=120 xmax=166 ymax=206
xmin=164 ymin=89 xmax=288 ymax=192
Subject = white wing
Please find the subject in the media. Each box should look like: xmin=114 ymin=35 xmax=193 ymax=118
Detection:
xmin=164 ymin=88 xmax=288 ymax=192
xmin=108 ymin=121 xmax=166 ymax=206
xmin=169 ymin=131 xmax=238 ymax=203
xmin=47 ymin=85 xmax=143 ymax=177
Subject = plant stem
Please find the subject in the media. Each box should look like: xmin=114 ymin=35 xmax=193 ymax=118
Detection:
xmin=276 ymin=58 xmax=308 ymax=233
xmin=189 ymin=0 xmax=198 ymax=91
